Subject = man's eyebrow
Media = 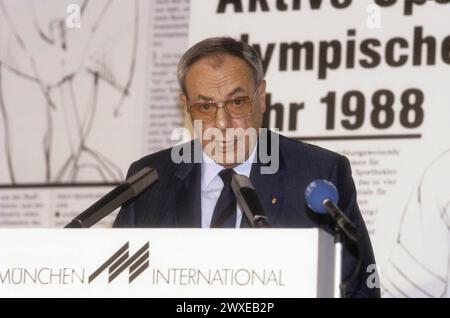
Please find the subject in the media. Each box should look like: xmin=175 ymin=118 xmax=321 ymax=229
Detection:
xmin=195 ymin=87 xmax=246 ymax=101
xmin=226 ymin=86 xmax=245 ymax=97
xmin=196 ymin=94 xmax=214 ymax=101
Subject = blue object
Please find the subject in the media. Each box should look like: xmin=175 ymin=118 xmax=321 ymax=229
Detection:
xmin=305 ymin=179 xmax=339 ymax=214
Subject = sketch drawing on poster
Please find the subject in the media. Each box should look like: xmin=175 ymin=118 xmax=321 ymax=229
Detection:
xmin=382 ymin=148 xmax=450 ymax=297
xmin=0 ymin=0 xmax=140 ymax=184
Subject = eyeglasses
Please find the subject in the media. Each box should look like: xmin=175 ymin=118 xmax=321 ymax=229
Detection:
xmin=187 ymin=87 xmax=259 ymax=122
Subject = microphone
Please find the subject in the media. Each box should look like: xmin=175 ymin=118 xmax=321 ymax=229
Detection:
xmin=231 ymin=174 xmax=270 ymax=228
xmin=305 ymin=180 xmax=358 ymax=242
xmin=65 ymin=167 xmax=158 ymax=228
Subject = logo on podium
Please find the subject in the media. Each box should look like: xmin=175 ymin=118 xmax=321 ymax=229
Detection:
xmin=89 ymin=242 xmax=150 ymax=283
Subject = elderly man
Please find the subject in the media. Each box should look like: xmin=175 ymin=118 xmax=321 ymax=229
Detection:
xmin=113 ymin=37 xmax=380 ymax=298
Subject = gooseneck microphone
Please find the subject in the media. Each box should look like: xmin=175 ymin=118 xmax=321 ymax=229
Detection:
xmin=231 ymin=174 xmax=270 ymax=228
xmin=305 ymin=179 xmax=358 ymax=242
xmin=65 ymin=167 xmax=158 ymax=228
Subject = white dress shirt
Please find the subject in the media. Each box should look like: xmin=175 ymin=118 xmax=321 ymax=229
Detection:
xmin=201 ymin=145 xmax=257 ymax=228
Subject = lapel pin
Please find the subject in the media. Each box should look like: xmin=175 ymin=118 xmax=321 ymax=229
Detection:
xmin=271 ymin=197 xmax=277 ymax=204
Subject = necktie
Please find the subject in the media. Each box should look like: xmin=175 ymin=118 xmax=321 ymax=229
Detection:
xmin=210 ymin=169 xmax=236 ymax=228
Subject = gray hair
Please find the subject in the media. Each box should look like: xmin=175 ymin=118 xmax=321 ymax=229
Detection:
xmin=177 ymin=37 xmax=264 ymax=95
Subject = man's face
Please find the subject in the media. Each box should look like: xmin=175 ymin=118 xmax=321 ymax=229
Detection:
xmin=181 ymin=53 xmax=266 ymax=168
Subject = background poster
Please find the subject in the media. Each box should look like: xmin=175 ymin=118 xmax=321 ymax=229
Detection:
xmin=188 ymin=0 xmax=450 ymax=297
xmin=0 ymin=0 xmax=189 ymax=227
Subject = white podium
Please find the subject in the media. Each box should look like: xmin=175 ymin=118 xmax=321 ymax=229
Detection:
xmin=0 ymin=229 xmax=335 ymax=298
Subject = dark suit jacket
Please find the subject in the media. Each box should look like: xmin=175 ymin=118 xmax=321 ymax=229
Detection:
xmin=114 ymin=132 xmax=380 ymax=298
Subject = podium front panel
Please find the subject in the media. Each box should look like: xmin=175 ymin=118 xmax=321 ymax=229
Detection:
xmin=0 ymin=229 xmax=334 ymax=298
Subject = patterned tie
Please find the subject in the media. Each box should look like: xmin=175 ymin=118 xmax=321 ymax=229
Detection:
xmin=210 ymin=169 xmax=236 ymax=228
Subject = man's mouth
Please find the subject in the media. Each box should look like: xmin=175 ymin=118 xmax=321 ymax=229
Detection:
xmin=218 ymin=139 xmax=235 ymax=145
xmin=216 ymin=137 xmax=241 ymax=148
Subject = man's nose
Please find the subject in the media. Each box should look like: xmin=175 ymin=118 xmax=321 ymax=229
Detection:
xmin=214 ymin=106 xmax=230 ymax=130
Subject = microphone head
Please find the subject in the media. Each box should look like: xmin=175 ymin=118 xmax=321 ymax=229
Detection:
xmin=305 ymin=179 xmax=339 ymax=214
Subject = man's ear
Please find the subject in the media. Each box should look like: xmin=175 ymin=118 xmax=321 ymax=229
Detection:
xmin=180 ymin=93 xmax=188 ymax=110
xmin=258 ymin=80 xmax=267 ymax=113
xmin=181 ymin=93 xmax=194 ymax=131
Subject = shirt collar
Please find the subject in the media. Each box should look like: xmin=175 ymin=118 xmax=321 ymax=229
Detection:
xmin=201 ymin=143 xmax=257 ymax=191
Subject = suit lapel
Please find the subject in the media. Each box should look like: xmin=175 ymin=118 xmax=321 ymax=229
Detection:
xmin=248 ymin=131 xmax=285 ymax=226
xmin=174 ymin=141 xmax=202 ymax=227
xmin=249 ymin=162 xmax=283 ymax=226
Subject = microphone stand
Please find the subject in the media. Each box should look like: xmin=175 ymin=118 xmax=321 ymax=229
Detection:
xmin=333 ymin=225 xmax=343 ymax=298
xmin=64 ymin=167 xmax=158 ymax=228
xmin=333 ymin=224 xmax=364 ymax=298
